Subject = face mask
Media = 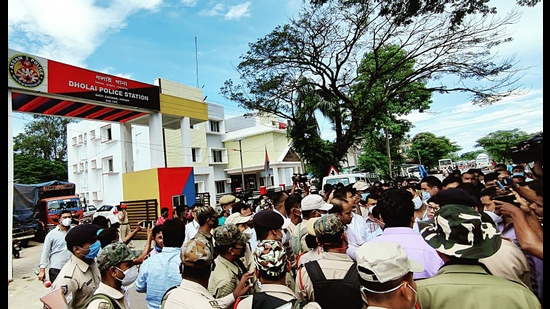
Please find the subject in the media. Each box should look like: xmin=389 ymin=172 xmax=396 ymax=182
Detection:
xmin=154 ymin=245 xmax=162 ymax=252
xmin=421 ymin=191 xmax=431 ymax=201
xmin=61 ymin=218 xmax=72 ymax=227
xmin=412 ymin=196 xmax=423 ymax=210
xmin=83 ymin=240 xmax=101 ymax=259
xmin=368 ymin=206 xmax=376 ymax=214
xmin=407 ymin=283 xmax=418 ymax=309
xmin=361 ymin=193 xmax=369 ymax=201
xmin=115 ymin=265 xmax=139 ymax=286
xmin=320 ymin=213 xmax=328 ymax=218
xmin=243 ymin=227 xmax=253 ymax=236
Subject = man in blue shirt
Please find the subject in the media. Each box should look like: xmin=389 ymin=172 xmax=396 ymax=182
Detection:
xmin=37 ymin=209 xmax=73 ymax=283
xmin=134 ymin=219 xmax=185 ymax=309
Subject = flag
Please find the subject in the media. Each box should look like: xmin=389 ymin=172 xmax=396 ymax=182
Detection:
xmin=264 ymin=147 xmax=270 ymax=176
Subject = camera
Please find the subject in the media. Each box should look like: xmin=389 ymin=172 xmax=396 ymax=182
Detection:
xmin=292 ymin=173 xmax=308 ymax=184
xmin=510 ymin=133 xmax=543 ymax=163
xmin=140 ymin=220 xmax=155 ymax=229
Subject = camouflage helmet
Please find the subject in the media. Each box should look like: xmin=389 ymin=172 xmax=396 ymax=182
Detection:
xmin=254 ymin=240 xmax=287 ymax=277
xmin=196 ymin=206 xmax=219 ymax=221
xmin=213 ymin=223 xmax=250 ymax=246
xmin=313 ymin=213 xmax=344 ymax=236
xmin=96 ymin=242 xmax=136 ymax=271
xmin=419 ymin=204 xmax=501 ymax=259
xmin=181 ymin=237 xmax=213 ymax=267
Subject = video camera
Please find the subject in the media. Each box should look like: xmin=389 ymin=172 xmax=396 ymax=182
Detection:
xmin=510 ymin=133 xmax=543 ymax=163
xmin=292 ymin=173 xmax=308 ymax=184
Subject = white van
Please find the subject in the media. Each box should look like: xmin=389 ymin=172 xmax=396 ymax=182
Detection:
xmin=322 ymin=172 xmax=380 ymax=190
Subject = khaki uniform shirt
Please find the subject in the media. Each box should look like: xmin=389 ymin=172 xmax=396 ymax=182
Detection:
xmin=235 ymin=283 xmax=321 ymax=309
xmin=295 ymin=252 xmax=354 ymax=302
xmin=51 ymin=254 xmax=101 ymax=309
xmin=85 ymin=282 xmax=129 ymax=309
xmin=480 ymin=237 xmax=532 ymax=288
xmin=162 ymin=278 xmax=235 ymax=309
xmin=208 ymin=256 xmax=244 ymax=298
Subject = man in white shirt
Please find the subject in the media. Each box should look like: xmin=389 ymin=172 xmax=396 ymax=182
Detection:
xmin=184 ymin=203 xmax=201 ymax=243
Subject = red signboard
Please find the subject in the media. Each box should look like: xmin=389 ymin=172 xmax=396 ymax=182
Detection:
xmin=47 ymin=60 xmax=160 ymax=111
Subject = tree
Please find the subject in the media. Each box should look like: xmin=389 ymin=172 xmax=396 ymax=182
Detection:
xmin=475 ymin=129 xmax=535 ymax=163
xmin=13 ymin=115 xmax=76 ymax=183
xmin=13 ymin=115 xmax=75 ymax=161
xmin=14 ymin=155 xmax=68 ymax=184
xmin=408 ymin=132 xmax=460 ymax=171
xmin=309 ymin=0 xmax=541 ymax=30
xmin=221 ymin=2 xmax=525 ymax=180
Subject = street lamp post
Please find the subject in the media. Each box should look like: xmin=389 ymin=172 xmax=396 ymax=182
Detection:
xmin=236 ymin=138 xmax=245 ymax=190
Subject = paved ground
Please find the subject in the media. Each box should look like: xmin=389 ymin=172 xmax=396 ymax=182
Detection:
xmin=9 ymin=239 xmax=149 ymax=309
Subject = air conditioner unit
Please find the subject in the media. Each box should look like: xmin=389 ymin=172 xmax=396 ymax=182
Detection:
xmin=225 ymin=178 xmax=232 ymax=184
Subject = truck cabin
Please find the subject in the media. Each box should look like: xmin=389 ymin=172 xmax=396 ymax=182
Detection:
xmin=38 ymin=184 xmax=84 ymax=230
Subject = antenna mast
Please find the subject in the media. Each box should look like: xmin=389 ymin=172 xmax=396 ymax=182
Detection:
xmin=195 ymin=36 xmax=199 ymax=88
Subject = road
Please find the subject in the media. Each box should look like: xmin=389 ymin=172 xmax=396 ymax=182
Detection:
xmin=9 ymin=240 xmax=149 ymax=309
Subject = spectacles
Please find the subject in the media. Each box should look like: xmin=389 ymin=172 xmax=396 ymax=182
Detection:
xmin=427 ymin=206 xmax=440 ymax=212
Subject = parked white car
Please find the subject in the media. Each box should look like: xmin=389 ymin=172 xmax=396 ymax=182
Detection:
xmin=92 ymin=205 xmax=120 ymax=227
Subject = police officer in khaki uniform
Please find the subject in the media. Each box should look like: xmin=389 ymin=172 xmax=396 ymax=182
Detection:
xmin=86 ymin=242 xmax=137 ymax=309
xmin=160 ymin=237 xmax=252 ymax=309
xmin=51 ymin=223 xmax=102 ymax=309
xmin=295 ymin=214 xmax=361 ymax=306
xmin=208 ymin=223 xmax=251 ymax=298
xmin=234 ymin=240 xmax=321 ymax=309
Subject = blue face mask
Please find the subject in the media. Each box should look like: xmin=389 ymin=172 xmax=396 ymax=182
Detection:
xmin=83 ymin=240 xmax=101 ymax=259
xmin=155 ymin=245 xmax=162 ymax=252
xmin=421 ymin=191 xmax=431 ymax=201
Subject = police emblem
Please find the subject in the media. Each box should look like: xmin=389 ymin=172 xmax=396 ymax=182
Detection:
xmin=8 ymin=54 xmax=45 ymax=88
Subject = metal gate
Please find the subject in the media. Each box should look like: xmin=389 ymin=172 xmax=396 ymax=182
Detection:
xmin=120 ymin=199 xmax=158 ymax=240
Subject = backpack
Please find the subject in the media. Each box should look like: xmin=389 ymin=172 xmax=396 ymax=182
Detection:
xmin=303 ymin=260 xmax=363 ymax=309
xmin=83 ymin=293 xmax=122 ymax=309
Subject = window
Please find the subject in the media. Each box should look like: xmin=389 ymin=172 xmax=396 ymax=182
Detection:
xmin=192 ymin=148 xmax=200 ymax=163
xmin=102 ymin=157 xmax=114 ymax=173
xmin=79 ymin=162 xmax=85 ymax=173
xmin=91 ymin=159 xmax=97 ymax=169
xmin=90 ymin=129 xmax=96 ymax=140
xmin=101 ymin=125 xmax=113 ymax=142
xmin=72 ymin=136 xmax=77 ymax=146
xmin=209 ymin=120 xmax=220 ymax=133
xmin=208 ymin=148 xmax=227 ymax=164
xmin=212 ymin=150 xmax=223 ymax=163
xmin=72 ymin=164 xmax=78 ymax=173
xmin=172 ymin=195 xmax=186 ymax=208
xmin=215 ymin=181 xmax=226 ymax=194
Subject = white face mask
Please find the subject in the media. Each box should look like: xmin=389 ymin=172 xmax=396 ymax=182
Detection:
xmin=61 ymin=218 xmax=72 ymax=227
xmin=244 ymin=227 xmax=253 ymax=236
xmin=368 ymin=206 xmax=376 ymax=214
xmin=116 ymin=265 xmax=139 ymax=286
xmin=412 ymin=196 xmax=423 ymax=210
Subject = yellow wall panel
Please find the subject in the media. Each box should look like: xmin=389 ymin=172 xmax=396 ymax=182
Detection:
xmin=159 ymin=94 xmax=208 ymax=120
xmin=122 ymin=169 xmax=160 ymax=201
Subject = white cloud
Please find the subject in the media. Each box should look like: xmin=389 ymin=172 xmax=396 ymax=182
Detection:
xmin=225 ymin=2 xmax=251 ymax=20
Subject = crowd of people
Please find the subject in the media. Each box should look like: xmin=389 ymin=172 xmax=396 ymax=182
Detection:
xmin=35 ymin=157 xmax=543 ymax=309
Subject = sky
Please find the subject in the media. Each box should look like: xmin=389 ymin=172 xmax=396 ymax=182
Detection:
xmin=8 ymin=0 xmax=543 ymax=155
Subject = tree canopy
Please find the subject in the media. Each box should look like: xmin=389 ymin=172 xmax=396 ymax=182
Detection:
xmin=13 ymin=115 xmax=75 ymax=183
xmin=221 ymin=1 xmax=526 ymax=180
